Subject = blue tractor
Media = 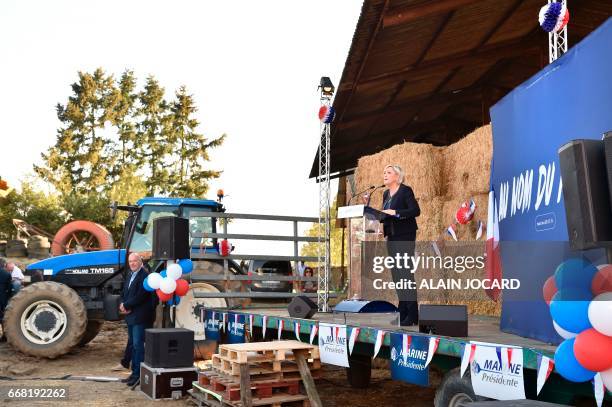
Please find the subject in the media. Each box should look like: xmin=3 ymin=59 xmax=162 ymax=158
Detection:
xmin=3 ymin=197 xmax=244 ymax=358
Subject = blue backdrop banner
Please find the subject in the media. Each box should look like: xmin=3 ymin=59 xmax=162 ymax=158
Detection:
xmin=390 ymin=333 xmax=429 ymax=386
xmin=227 ymin=313 xmax=246 ymax=344
xmin=204 ymin=310 xmax=220 ymax=341
xmin=490 ymin=18 xmax=612 ymax=343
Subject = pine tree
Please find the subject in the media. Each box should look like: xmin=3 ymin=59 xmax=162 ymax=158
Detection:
xmin=35 ymin=68 xmax=120 ymax=194
xmin=113 ymin=70 xmax=138 ymax=171
xmin=137 ymin=76 xmax=174 ymax=196
xmin=169 ymin=86 xmax=225 ymax=197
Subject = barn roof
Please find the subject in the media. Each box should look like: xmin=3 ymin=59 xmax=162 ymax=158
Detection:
xmin=310 ymin=0 xmax=611 ymax=178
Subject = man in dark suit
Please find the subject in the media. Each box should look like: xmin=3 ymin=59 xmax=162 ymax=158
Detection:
xmin=381 ymin=164 xmax=421 ymax=326
xmin=0 ymin=258 xmax=12 ymax=341
xmin=120 ymin=253 xmax=153 ymax=386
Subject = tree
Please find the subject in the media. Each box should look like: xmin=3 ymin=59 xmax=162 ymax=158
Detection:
xmin=112 ymin=70 xmax=138 ymax=171
xmin=0 ymin=182 xmax=67 ymax=238
xmin=169 ymin=86 xmax=225 ymax=197
xmin=300 ymin=197 xmax=348 ymax=267
xmin=32 ymin=69 xmax=226 ymax=238
xmin=136 ymin=76 xmax=174 ymax=196
xmin=35 ymin=68 xmax=120 ymax=194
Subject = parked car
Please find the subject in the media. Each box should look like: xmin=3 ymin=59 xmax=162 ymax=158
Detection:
xmin=246 ymin=260 xmax=293 ymax=293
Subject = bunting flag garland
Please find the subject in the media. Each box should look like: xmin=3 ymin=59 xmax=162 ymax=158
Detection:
xmin=402 ymin=334 xmax=412 ymax=364
xmin=432 ymin=241 xmax=442 ymax=257
xmin=373 ymin=330 xmax=386 ymax=358
xmin=249 ymin=314 xmax=254 ymax=334
xmin=348 ymin=327 xmax=360 ymax=355
xmin=461 ymin=343 xmax=477 ymax=377
xmin=506 ymin=347 xmax=514 ymax=370
xmin=469 ymin=198 xmax=476 ymax=213
xmin=262 ymin=315 xmax=268 ymax=338
xmin=424 ymin=337 xmax=440 ymax=368
xmin=310 ymin=324 xmax=319 ymax=345
xmin=536 ymin=355 xmax=555 ymax=396
xmin=278 ymin=319 xmax=284 ymax=341
xmin=294 ymin=322 xmax=301 ymax=341
xmin=447 ymin=224 xmax=458 ymax=241
xmin=475 ymin=220 xmax=484 ymax=240
xmin=594 ymin=373 xmax=604 ymax=407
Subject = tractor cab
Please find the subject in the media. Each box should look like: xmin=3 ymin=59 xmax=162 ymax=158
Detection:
xmin=120 ymin=197 xmax=224 ymax=261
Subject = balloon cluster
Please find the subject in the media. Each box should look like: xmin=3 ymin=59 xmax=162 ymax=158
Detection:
xmin=543 ymin=259 xmax=612 ymax=386
xmin=538 ymin=2 xmax=569 ymax=33
xmin=143 ymin=259 xmax=194 ymax=305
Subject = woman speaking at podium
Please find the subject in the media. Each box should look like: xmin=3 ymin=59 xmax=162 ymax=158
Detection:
xmin=381 ymin=164 xmax=421 ymax=326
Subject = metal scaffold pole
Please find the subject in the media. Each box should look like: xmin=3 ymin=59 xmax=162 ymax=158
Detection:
xmin=317 ymin=77 xmax=335 ymax=312
xmin=548 ymin=0 xmax=568 ymax=63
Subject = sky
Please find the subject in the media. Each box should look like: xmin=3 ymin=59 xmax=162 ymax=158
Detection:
xmin=0 ymin=0 xmax=362 ymax=255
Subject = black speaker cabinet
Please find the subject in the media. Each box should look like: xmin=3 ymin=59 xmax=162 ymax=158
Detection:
xmin=602 ymin=132 xmax=612 ymax=209
xmin=152 ymin=216 xmax=190 ymax=260
xmin=418 ymin=304 xmax=468 ymax=337
xmin=559 ymin=139 xmax=612 ymax=250
xmin=288 ymin=295 xmax=317 ymax=319
xmin=145 ymin=328 xmax=194 ymax=368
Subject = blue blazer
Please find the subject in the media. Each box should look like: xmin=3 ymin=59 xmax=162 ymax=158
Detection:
xmin=382 ymin=183 xmax=420 ymax=239
xmin=122 ymin=267 xmax=154 ymax=325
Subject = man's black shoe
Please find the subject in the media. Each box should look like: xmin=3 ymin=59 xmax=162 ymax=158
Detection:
xmin=126 ymin=377 xmax=139 ymax=386
xmin=121 ymin=377 xmax=134 ymax=383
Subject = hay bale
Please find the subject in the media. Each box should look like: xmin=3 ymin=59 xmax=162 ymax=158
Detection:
xmin=349 ymin=125 xmax=496 ymax=314
xmin=415 ymin=197 xmax=444 ymax=242
xmin=354 ymin=142 xmax=444 ymax=206
xmin=443 ymin=125 xmax=492 ymax=198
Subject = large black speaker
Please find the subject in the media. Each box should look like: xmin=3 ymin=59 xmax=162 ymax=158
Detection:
xmin=152 ymin=216 xmax=190 ymax=260
xmin=288 ymin=296 xmax=317 ymax=319
xmin=418 ymin=304 xmax=468 ymax=337
xmin=558 ymin=139 xmax=612 ymax=250
xmin=602 ymin=132 xmax=612 ymax=206
xmin=145 ymin=328 xmax=194 ymax=368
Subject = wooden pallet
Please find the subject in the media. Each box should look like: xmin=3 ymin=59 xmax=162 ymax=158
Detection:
xmin=212 ymin=355 xmax=320 ymax=377
xmin=199 ymin=371 xmax=300 ymax=401
xmin=191 ymin=382 xmax=310 ymax=407
xmin=218 ymin=341 xmax=320 ymax=364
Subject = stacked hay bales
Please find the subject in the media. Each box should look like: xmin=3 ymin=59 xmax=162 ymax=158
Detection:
xmin=350 ymin=124 xmax=501 ymax=316
xmin=27 ymin=236 xmax=51 ymax=259
xmin=5 ymin=239 xmax=27 ymax=258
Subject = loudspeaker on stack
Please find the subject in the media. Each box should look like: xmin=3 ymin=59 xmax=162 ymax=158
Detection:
xmin=140 ymin=328 xmax=197 ymax=400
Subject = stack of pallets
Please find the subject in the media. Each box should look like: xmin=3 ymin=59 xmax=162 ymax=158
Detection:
xmin=190 ymin=340 xmax=321 ymax=407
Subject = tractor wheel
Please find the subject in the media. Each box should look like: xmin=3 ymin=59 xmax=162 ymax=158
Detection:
xmin=434 ymin=367 xmax=487 ymax=407
xmin=51 ymin=221 xmax=114 ymax=256
xmin=77 ymin=320 xmax=104 ymax=347
xmin=4 ymin=281 xmax=88 ymax=358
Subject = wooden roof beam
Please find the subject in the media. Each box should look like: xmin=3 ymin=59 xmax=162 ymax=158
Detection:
xmin=341 ymin=86 xmax=484 ymax=127
xmin=383 ymin=0 xmax=480 ymax=28
xmin=354 ymin=35 xmax=542 ymax=88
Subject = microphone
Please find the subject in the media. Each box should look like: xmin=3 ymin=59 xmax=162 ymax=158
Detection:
xmin=348 ymin=185 xmax=376 ymax=204
xmin=366 ymin=184 xmax=386 ymax=207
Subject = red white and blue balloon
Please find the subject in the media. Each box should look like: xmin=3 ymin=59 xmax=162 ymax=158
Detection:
xmin=538 ymin=2 xmax=569 ymax=33
xmin=318 ymin=105 xmax=335 ymax=124
xmin=143 ymin=258 xmax=194 ymax=303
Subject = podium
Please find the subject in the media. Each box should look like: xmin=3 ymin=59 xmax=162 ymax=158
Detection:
xmin=338 ymin=205 xmax=388 ymax=298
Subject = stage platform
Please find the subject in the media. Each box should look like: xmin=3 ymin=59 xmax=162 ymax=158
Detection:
xmin=210 ymin=307 xmax=556 ymax=371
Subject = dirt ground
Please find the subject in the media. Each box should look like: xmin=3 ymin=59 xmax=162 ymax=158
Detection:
xmin=0 ymin=321 xmax=438 ymax=406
